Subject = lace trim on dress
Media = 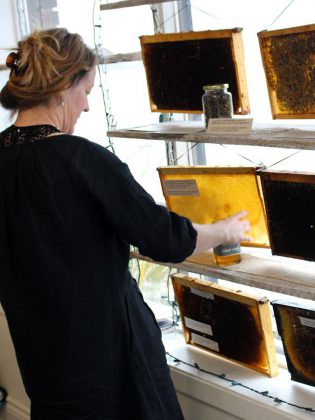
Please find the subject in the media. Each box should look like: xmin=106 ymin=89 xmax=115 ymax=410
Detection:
xmin=0 ymin=124 xmax=61 ymax=148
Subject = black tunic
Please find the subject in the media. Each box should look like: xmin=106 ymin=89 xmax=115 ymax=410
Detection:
xmin=0 ymin=125 xmax=197 ymax=420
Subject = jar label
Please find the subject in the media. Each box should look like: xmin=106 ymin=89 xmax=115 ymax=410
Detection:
xmin=214 ymin=243 xmax=240 ymax=256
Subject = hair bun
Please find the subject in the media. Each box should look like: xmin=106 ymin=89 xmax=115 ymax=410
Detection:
xmin=6 ymin=52 xmax=20 ymax=70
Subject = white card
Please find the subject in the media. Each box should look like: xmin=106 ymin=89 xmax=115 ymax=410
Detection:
xmin=206 ymin=117 xmax=253 ymax=135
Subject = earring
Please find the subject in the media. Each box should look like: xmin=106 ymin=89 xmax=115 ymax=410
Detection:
xmin=61 ymin=98 xmax=65 ymax=107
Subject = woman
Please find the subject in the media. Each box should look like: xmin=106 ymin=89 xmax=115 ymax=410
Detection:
xmin=0 ymin=28 xmax=250 ymax=419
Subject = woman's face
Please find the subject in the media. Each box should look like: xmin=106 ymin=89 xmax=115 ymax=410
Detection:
xmin=61 ymin=66 xmax=96 ymax=134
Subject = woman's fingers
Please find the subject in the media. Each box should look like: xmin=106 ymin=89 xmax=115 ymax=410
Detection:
xmin=228 ymin=210 xmax=252 ymax=243
xmin=230 ymin=210 xmax=248 ymax=220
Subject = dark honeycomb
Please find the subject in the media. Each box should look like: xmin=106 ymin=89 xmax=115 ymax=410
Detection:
xmin=142 ymin=38 xmax=240 ymax=113
xmin=173 ymin=282 xmax=270 ymax=373
xmin=273 ymin=301 xmax=315 ymax=386
xmin=259 ymin=29 xmax=315 ymax=117
xmin=260 ymin=176 xmax=315 ymax=261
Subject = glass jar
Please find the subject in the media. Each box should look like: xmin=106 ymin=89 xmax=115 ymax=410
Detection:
xmin=213 ymin=243 xmax=241 ymax=267
xmin=202 ymin=83 xmax=233 ymax=129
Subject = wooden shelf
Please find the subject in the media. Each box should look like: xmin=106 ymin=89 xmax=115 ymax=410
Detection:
xmin=100 ymin=0 xmax=173 ymax=11
xmin=107 ymin=121 xmax=315 ymax=150
xmin=131 ymin=250 xmax=315 ymax=300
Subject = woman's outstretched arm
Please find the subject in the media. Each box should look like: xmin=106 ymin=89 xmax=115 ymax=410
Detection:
xmin=192 ymin=210 xmax=251 ymax=255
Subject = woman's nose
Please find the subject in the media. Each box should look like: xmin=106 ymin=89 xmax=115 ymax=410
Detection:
xmin=84 ymin=100 xmax=89 ymax=112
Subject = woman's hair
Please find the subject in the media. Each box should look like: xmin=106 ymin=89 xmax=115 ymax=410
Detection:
xmin=0 ymin=28 xmax=97 ymax=112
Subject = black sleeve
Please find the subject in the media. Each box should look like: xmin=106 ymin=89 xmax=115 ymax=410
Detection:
xmin=73 ymin=139 xmax=197 ymax=263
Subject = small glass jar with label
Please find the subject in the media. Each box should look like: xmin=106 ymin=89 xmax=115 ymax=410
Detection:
xmin=213 ymin=243 xmax=241 ymax=266
xmin=202 ymin=83 xmax=233 ymax=129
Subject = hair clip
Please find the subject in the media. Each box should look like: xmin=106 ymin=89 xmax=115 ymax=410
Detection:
xmin=6 ymin=52 xmax=20 ymax=70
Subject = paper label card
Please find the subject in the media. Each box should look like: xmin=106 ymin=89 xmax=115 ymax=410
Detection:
xmin=299 ymin=316 xmax=315 ymax=329
xmin=184 ymin=316 xmax=213 ymax=336
xmin=163 ymin=179 xmax=199 ymax=196
xmin=191 ymin=288 xmax=214 ymax=300
xmin=206 ymin=118 xmax=253 ymax=135
xmin=191 ymin=332 xmax=220 ymax=352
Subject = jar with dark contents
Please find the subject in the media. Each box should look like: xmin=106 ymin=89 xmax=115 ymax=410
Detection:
xmin=202 ymin=83 xmax=233 ymax=129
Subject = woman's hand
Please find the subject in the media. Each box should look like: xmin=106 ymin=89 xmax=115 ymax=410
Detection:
xmin=192 ymin=210 xmax=252 ymax=255
xmin=214 ymin=210 xmax=252 ymax=244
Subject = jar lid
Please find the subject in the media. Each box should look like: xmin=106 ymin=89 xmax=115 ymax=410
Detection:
xmin=203 ymin=83 xmax=229 ymax=91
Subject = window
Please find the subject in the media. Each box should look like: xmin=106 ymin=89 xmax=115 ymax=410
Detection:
xmin=26 ymin=0 xmax=59 ymax=30
xmin=11 ymin=0 xmax=315 ymax=372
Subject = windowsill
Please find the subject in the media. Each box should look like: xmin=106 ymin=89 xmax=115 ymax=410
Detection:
xmin=163 ymin=330 xmax=315 ymax=420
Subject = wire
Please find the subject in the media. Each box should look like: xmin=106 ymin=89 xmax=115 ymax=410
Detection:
xmin=166 ymin=267 xmax=178 ymax=304
xmin=150 ymin=5 xmax=160 ymax=30
xmin=169 ymin=139 xmax=305 ymax=183
xmin=189 ymin=0 xmax=296 ymax=31
xmin=173 ymin=142 xmax=199 ymax=164
xmin=165 ymin=267 xmax=181 ymax=326
xmin=257 ymin=150 xmax=301 ymax=171
xmin=151 ymin=3 xmax=189 ymax=33
xmin=219 ymin=144 xmax=302 ymax=170
xmin=190 ymin=4 xmax=219 ymax=21
xmin=267 ymin=0 xmax=296 ymax=29
xmin=219 ymin=144 xmax=260 ymax=166
xmin=16 ymin=0 xmax=29 ymax=37
xmin=92 ymin=0 xmax=116 ymax=153
xmin=174 ymin=141 xmax=257 ymax=166
xmin=166 ymin=352 xmax=315 ymax=413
